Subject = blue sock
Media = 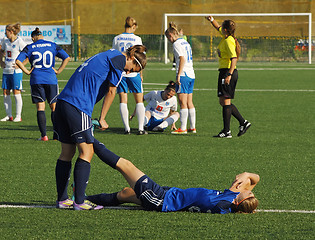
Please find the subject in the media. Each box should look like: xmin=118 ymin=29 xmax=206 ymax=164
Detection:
xmin=55 ymin=159 xmax=72 ymax=201
xmin=93 ymin=138 xmax=120 ymax=169
xmin=86 ymin=192 xmax=120 ymax=206
xmin=37 ymin=111 xmax=46 ymax=137
xmin=74 ymin=158 xmax=91 ymax=204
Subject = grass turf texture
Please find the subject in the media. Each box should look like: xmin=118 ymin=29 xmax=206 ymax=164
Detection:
xmin=0 ymin=62 xmax=314 ymax=239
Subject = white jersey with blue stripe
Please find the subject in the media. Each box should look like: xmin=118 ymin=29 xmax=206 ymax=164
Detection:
xmin=1 ymin=37 xmax=27 ymax=74
xmin=162 ymin=188 xmax=239 ymax=214
xmin=58 ymin=49 xmax=125 ymax=117
xmin=173 ymin=38 xmax=195 ymax=79
xmin=144 ymin=90 xmax=177 ymax=120
xmin=16 ymin=39 xmax=69 ymax=85
xmin=112 ymin=32 xmax=142 ymax=78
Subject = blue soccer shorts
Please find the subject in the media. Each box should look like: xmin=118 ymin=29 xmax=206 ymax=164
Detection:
xmin=117 ymin=74 xmax=143 ymax=94
xmin=146 ymin=116 xmax=164 ymax=131
xmin=176 ymin=74 xmax=195 ymax=94
xmin=2 ymin=72 xmax=23 ymax=90
xmin=53 ymin=100 xmax=94 ymax=144
xmin=134 ymin=175 xmax=171 ymax=211
xmin=31 ymin=84 xmax=59 ymax=104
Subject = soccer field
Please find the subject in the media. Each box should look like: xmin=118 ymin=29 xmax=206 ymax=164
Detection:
xmin=0 ymin=62 xmax=314 ymax=239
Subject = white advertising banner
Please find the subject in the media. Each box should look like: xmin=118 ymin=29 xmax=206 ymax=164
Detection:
xmin=0 ymin=25 xmax=71 ymax=45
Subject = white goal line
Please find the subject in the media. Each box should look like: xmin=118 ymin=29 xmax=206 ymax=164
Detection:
xmin=0 ymin=204 xmax=314 ymax=213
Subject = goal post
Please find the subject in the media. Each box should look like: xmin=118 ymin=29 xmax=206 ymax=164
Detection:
xmin=164 ymin=13 xmax=312 ymax=64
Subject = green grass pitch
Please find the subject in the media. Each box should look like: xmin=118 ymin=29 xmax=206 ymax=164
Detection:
xmin=0 ymin=61 xmax=314 ymax=239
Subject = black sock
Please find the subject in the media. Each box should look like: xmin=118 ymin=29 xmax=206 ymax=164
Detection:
xmin=93 ymin=138 xmax=120 ymax=169
xmin=55 ymin=159 xmax=72 ymax=201
xmin=86 ymin=192 xmax=120 ymax=206
xmin=223 ymin=105 xmax=232 ymax=132
xmin=37 ymin=111 xmax=46 ymax=137
xmin=74 ymin=158 xmax=91 ymax=204
xmin=231 ymin=104 xmax=245 ymax=125
xmin=51 ymin=110 xmax=55 ymax=126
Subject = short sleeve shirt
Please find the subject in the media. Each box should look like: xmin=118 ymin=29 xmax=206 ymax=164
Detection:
xmin=217 ymin=27 xmax=237 ymax=69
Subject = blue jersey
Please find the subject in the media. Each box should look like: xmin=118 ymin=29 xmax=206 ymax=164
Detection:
xmin=58 ymin=49 xmax=125 ymax=117
xmin=162 ymin=188 xmax=239 ymax=214
xmin=16 ymin=39 xmax=69 ymax=85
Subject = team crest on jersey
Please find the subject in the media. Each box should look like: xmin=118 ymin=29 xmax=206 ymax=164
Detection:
xmin=12 ymin=45 xmax=16 ymax=49
xmin=166 ymin=102 xmax=169 ymax=106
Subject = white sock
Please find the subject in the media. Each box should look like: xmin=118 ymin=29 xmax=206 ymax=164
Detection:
xmin=159 ymin=114 xmax=179 ymax=129
xmin=119 ymin=103 xmax=130 ymax=132
xmin=188 ymin=108 xmax=196 ymax=129
xmin=14 ymin=94 xmax=23 ymax=118
xmin=144 ymin=116 xmax=149 ymax=126
xmin=136 ymin=103 xmax=145 ymax=131
xmin=3 ymin=95 xmax=12 ymax=117
xmin=180 ymin=109 xmax=188 ymax=130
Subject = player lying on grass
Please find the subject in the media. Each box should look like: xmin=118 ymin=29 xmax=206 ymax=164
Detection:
xmin=86 ymin=146 xmax=260 ymax=213
xmin=129 ymin=81 xmax=179 ymax=132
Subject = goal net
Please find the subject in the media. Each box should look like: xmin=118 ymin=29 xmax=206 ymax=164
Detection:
xmin=163 ymin=13 xmax=312 ymax=64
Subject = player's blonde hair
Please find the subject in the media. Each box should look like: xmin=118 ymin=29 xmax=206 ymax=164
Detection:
xmin=232 ymin=196 xmax=259 ymax=213
xmin=6 ymin=23 xmax=21 ymax=35
xmin=222 ymin=19 xmax=241 ymax=59
xmin=125 ymin=16 xmax=137 ymax=29
xmin=165 ymin=22 xmax=179 ymax=36
xmin=126 ymin=45 xmax=147 ymax=70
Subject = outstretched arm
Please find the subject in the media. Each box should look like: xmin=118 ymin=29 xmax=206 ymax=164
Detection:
xmin=229 ymin=172 xmax=260 ymax=192
xmin=99 ymin=84 xmax=117 ymax=130
xmin=205 ymin=16 xmax=220 ymax=30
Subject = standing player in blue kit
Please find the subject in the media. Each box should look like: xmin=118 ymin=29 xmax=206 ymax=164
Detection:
xmin=16 ymin=27 xmax=70 ymax=141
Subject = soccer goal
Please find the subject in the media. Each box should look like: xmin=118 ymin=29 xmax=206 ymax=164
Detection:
xmin=163 ymin=13 xmax=312 ymax=64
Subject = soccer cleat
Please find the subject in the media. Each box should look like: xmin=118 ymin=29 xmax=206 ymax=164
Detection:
xmin=56 ymin=199 xmax=74 ymax=209
xmin=1 ymin=116 xmax=13 ymax=122
xmin=238 ymin=120 xmax=251 ymax=137
xmin=38 ymin=136 xmax=49 ymax=141
xmin=73 ymin=200 xmax=104 ymax=210
xmin=213 ymin=130 xmax=232 ymax=138
xmin=171 ymin=128 xmax=187 ymax=134
xmin=124 ymin=130 xmax=131 ymax=135
xmin=137 ymin=130 xmax=148 ymax=135
xmin=152 ymin=126 xmax=164 ymax=132
xmin=188 ymin=128 xmax=197 ymax=133
xmin=92 ymin=119 xmax=100 ymax=131
xmin=13 ymin=117 xmax=22 ymax=122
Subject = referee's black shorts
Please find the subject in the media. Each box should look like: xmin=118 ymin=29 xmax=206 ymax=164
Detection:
xmin=217 ymin=68 xmax=238 ymax=99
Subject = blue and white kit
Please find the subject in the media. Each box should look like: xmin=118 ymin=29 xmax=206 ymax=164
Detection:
xmin=173 ymin=38 xmax=195 ymax=94
xmin=134 ymin=175 xmax=240 ymax=214
xmin=144 ymin=90 xmax=177 ymax=120
xmin=112 ymin=32 xmax=143 ymax=93
xmin=1 ymin=37 xmax=27 ymax=90
xmin=54 ymin=49 xmax=126 ymax=143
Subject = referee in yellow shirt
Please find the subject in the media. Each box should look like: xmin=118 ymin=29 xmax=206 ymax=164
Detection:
xmin=206 ymin=16 xmax=251 ymax=138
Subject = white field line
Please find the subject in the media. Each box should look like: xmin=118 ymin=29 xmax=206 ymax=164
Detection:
xmin=61 ymin=67 xmax=315 ymax=71
xmin=145 ymin=68 xmax=315 ymax=71
xmin=0 ymin=204 xmax=314 ymax=213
